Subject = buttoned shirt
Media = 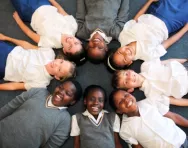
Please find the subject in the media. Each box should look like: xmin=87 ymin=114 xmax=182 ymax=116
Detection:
xmin=70 ymin=110 xmax=120 ymax=136
xmin=4 ymin=46 xmax=54 ymax=90
xmin=120 ymin=96 xmax=186 ymax=148
xmin=119 ymin=14 xmax=168 ymax=61
xmin=31 ymin=5 xmax=78 ymax=48
xmin=140 ymin=59 xmax=188 ymax=98
xmin=46 ymin=95 xmax=67 ymax=110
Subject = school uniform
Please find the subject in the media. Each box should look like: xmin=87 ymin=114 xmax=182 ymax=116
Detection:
xmin=119 ymin=0 xmax=188 ymax=62
xmin=140 ymin=59 xmax=188 ymax=98
xmin=11 ymin=0 xmax=78 ymax=48
xmin=70 ymin=110 xmax=120 ymax=148
xmin=120 ymin=96 xmax=187 ymax=148
xmin=1 ymin=41 xmax=54 ymax=90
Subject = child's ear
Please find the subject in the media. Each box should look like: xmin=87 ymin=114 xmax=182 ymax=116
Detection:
xmin=54 ymin=75 xmax=60 ymax=80
xmin=127 ymin=88 xmax=134 ymax=93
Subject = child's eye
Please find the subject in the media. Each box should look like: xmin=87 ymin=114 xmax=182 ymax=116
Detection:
xmin=66 ymin=91 xmax=72 ymax=97
xmin=99 ymin=98 xmax=104 ymax=103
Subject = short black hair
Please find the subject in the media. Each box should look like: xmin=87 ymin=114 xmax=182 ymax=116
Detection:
xmin=109 ymin=88 xmax=126 ymax=110
xmin=83 ymin=85 xmax=107 ymax=102
xmin=63 ymin=79 xmax=83 ymax=102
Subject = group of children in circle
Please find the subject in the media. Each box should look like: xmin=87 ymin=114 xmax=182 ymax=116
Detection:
xmin=0 ymin=0 xmax=188 ymax=147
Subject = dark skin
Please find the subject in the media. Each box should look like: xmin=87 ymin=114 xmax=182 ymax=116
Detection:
xmin=87 ymin=32 xmax=108 ymax=60
xmin=113 ymin=90 xmax=188 ymax=147
xmin=74 ymin=88 xmax=122 ymax=148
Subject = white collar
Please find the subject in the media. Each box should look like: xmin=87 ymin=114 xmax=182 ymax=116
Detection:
xmin=89 ymin=29 xmax=112 ymax=44
xmin=82 ymin=109 xmax=108 ymax=126
xmin=46 ymin=95 xmax=67 ymax=110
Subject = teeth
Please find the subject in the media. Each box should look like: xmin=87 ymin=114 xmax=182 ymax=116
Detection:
xmin=93 ymin=39 xmax=100 ymax=42
xmin=127 ymin=101 xmax=133 ymax=107
xmin=56 ymin=95 xmax=60 ymax=99
xmin=55 ymin=95 xmax=62 ymax=101
xmin=92 ymin=107 xmax=99 ymax=111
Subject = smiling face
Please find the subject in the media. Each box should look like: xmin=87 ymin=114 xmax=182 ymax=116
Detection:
xmin=113 ymin=90 xmax=138 ymax=116
xmin=113 ymin=45 xmax=135 ymax=67
xmin=116 ymin=70 xmax=143 ymax=89
xmin=61 ymin=34 xmax=82 ymax=55
xmin=87 ymin=32 xmax=108 ymax=61
xmin=46 ymin=59 xmax=74 ymax=80
xmin=84 ymin=89 xmax=105 ymax=118
xmin=52 ymin=81 xmax=77 ymax=107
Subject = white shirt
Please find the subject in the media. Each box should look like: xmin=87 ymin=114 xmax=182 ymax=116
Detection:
xmin=140 ymin=59 xmax=188 ymax=98
xmin=120 ymin=96 xmax=186 ymax=148
xmin=70 ymin=110 xmax=120 ymax=136
xmin=46 ymin=95 xmax=67 ymax=110
xmin=119 ymin=14 xmax=168 ymax=61
xmin=89 ymin=29 xmax=112 ymax=44
xmin=4 ymin=46 xmax=54 ymax=90
xmin=31 ymin=5 xmax=78 ymax=48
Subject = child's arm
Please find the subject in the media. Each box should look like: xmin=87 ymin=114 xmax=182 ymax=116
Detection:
xmin=162 ymin=23 xmax=188 ymax=50
xmin=169 ymin=96 xmax=188 ymax=106
xmin=0 ymin=82 xmax=25 ymax=90
xmin=161 ymin=59 xmax=187 ymax=64
xmin=114 ymin=132 xmax=122 ymax=148
xmin=74 ymin=136 xmax=80 ymax=148
xmin=13 ymin=12 xmax=40 ymax=44
xmin=134 ymin=0 xmax=158 ymax=21
xmin=0 ymin=33 xmax=38 ymax=49
xmin=49 ymin=0 xmax=68 ymax=16
xmin=164 ymin=111 xmax=188 ymax=127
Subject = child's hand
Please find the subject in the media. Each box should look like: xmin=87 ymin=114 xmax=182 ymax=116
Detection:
xmin=0 ymin=33 xmax=7 ymax=41
xmin=185 ymin=23 xmax=188 ymax=31
xmin=13 ymin=11 xmax=22 ymax=23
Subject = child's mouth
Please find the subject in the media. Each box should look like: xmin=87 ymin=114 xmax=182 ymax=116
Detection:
xmin=91 ymin=106 xmax=99 ymax=112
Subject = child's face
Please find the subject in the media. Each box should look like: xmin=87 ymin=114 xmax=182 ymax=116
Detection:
xmin=117 ymin=70 xmax=141 ymax=89
xmin=113 ymin=90 xmax=137 ymax=114
xmin=87 ymin=33 xmax=108 ymax=59
xmin=48 ymin=59 xmax=73 ymax=80
xmin=62 ymin=35 xmax=82 ymax=55
xmin=52 ymin=81 xmax=76 ymax=107
xmin=84 ymin=89 xmax=105 ymax=117
xmin=113 ymin=46 xmax=134 ymax=67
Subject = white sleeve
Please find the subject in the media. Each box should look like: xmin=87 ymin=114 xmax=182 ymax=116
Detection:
xmin=148 ymin=95 xmax=170 ymax=115
xmin=120 ymin=123 xmax=138 ymax=145
xmin=139 ymin=42 xmax=167 ymax=61
xmin=38 ymin=34 xmax=62 ymax=48
xmin=113 ymin=114 xmax=120 ymax=132
xmin=70 ymin=115 xmax=80 ymax=136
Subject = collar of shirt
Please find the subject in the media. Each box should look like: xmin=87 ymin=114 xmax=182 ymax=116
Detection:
xmin=46 ymin=95 xmax=67 ymax=110
xmin=89 ymin=28 xmax=112 ymax=44
xmin=82 ymin=109 xmax=108 ymax=126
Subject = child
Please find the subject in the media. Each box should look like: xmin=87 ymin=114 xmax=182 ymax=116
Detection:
xmin=11 ymin=0 xmax=84 ymax=63
xmin=108 ymin=0 xmax=188 ymax=69
xmin=76 ymin=0 xmax=129 ymax=63
xmin=0 ymin=79 xmax=83 ymax=148
xmin=0 ymin=33 xmax=75 ymax=90
xmin=112 ymin=58 xmax=188 ymax=106
xmin=110 ymin=89 xmax=188 ymax=148
xmin=70 ymin=85 xmax=122 ymax=148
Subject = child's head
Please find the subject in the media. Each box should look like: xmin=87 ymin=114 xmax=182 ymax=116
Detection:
xmin=112 ymin=70 xmax=143 ymax=92
xmin=86 ymin=33 xmax=108 ymax=63
xmin=52 ymin=79 xmax=82 ymax=107
xmin=110 ymin=89 xmax=138 ymax=115
xmin=83 ymin=85 xmax=107 ymax=117
xmin=61 ymin=35 xmax=84 ymax=62
xmin=46 ymin=58 xmax=76 ymax=81
xmin=111 ymin=45 xmax=135 ymax=68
